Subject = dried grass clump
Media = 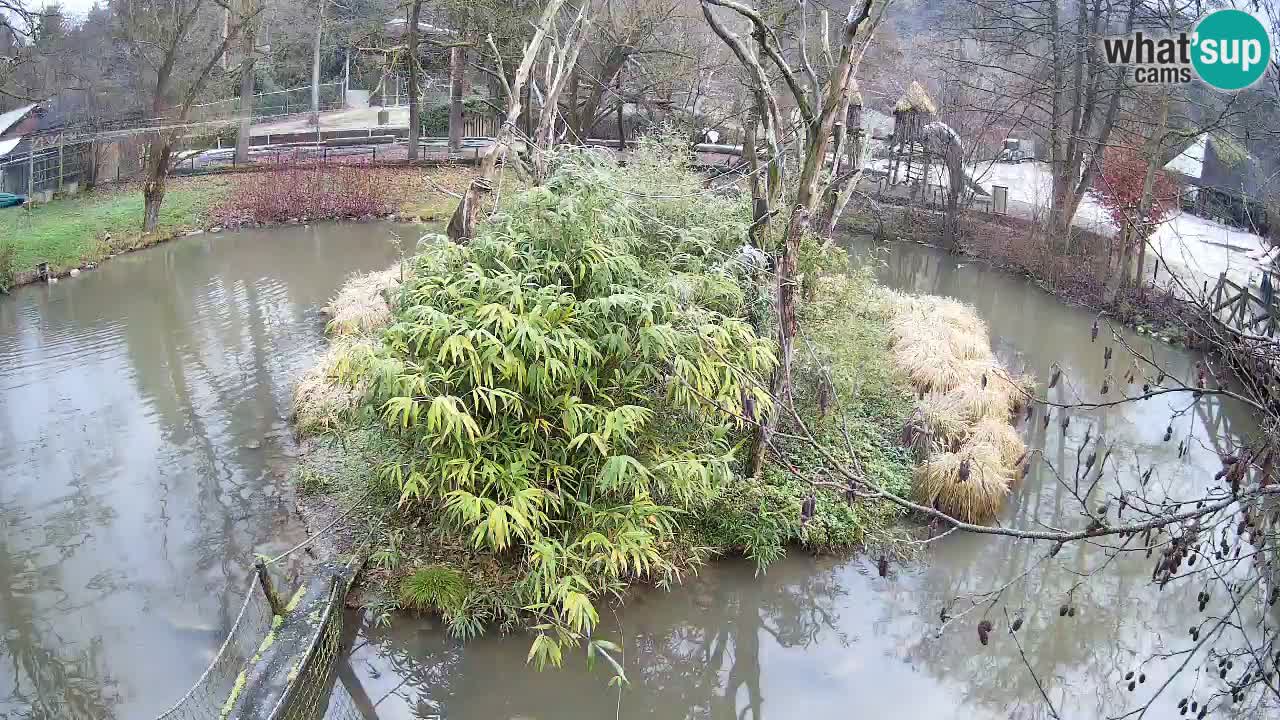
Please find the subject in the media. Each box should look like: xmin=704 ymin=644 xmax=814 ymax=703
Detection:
xmin=893 ymin=80 xmax=938 ymax=115
xmin=914 ymin=444 xmax=1011 ymax=524
xmin=293 ymin=339 xmax=375 ymax=434
xmin=969 ymin=416 xmax=1025 ymax=469
xmin=325 ymin=265 xmax=403 ymax=336
xmin=919 ymin=392 xmax=970 ymax=447
xmin=884 ymin=291 xmax=1029 ymax=523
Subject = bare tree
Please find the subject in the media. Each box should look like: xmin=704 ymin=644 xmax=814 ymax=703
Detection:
xmin=700 ymin=0 xmax=885 ymax=476
xmin=406 ymin=0 xmax=423 ymax=159
xmin=115 ymin=0 xmax=254 ymax=232
xmin=942 ymin=0 xmax=1133 ymax=251
xmin=446 ymin=0 xmax=566 ymax=242
xmin=309 ymin=0 xmax=327 ymax=128
xmin=234 ymin=0 xmax=258 ymax=164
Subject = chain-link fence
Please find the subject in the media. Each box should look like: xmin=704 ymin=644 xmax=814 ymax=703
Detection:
xmin=274 ymin=569 xmax=353 ymax=720
xmin=148 ymin=558 xmax=368 ymax=720
xmin=0 ymin=139 xmax=92 ymax=196
xmin=151 ymin=574 xmax=276 ymax=720
xmin=189 ymin=83 xmax=346 ymax=125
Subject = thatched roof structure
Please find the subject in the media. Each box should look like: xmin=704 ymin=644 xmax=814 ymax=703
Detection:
xmin=893 ymin=81 xmax=937 ymax=115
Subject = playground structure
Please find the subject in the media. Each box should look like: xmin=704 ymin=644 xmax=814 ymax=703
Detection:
xmin=884 ymin=81 xmax=989 ymax=206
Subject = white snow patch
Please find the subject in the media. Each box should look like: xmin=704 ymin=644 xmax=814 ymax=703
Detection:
xmin=1148 ymin=211 xmax=1271 ymax=295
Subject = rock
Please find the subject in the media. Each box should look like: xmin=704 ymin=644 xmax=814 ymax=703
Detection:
xmin=243 ymin=440 xmax=263 ymax=450
xmin=209 ymin=226 xmax=223 ymax=233
xmin=69 ymin=268 xmax=80 ymax=277
xmin=47 ymin=276 xmax=58 ymax=284
xmin=184 ymin=229 xmax=204 ymax=236
xmin=287 ymin=217 xmax=299 ymax=224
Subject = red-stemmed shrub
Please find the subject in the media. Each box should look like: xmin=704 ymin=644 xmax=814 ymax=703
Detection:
xmin=214 ymin=160 xmax=398 ymax=226
xmin=1095 ymin=145 xmax=1180 ymax=232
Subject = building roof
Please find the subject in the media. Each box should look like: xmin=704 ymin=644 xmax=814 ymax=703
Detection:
xmin=893 ymin=81 xmax=937 ymax=114
xmin=1164 ymin=131 xmax=1264 ymax=199
xmin=0 ymin=103 xmax=38 ymax=138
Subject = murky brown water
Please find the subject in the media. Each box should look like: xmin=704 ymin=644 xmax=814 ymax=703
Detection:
xmin=341 ymin=237 xmax=1263 ymax=719
xmin=0 ymin=222 xmax=413 ymax=718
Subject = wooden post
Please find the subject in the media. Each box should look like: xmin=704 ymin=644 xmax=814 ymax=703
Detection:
xmin=255 ymin=559 xmax=285 ymax=616
xmin=57 ymin=136 xmax=65 ymax=193
xmin=27 ymin=145 xmax=35 ymax=198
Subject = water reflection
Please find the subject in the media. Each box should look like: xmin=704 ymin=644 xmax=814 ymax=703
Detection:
xmin=0 ymin=223 xmax=412 ymax=718
xmin=349 ymin=237 xmax=1259 ymax=719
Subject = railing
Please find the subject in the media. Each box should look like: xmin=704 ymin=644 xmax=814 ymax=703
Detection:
xmin=1207 ymin=272 xmax=1277 ymax=338
xmin=188 ymin=83 xmax=346 ymax=124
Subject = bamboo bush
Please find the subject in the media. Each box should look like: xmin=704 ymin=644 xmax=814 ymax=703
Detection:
xmin=337 ymin=147 xmax=777 ymax=665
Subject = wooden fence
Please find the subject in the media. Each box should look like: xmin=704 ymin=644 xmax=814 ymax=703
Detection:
xmin=1207 ymin=272 xmax=1277 ymax=338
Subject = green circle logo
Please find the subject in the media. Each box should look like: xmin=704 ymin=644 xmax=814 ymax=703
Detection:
xmin=1192 ymin=9 xmax=1272 ymax=91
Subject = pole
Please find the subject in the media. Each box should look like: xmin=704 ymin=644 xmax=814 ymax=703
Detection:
xmin=255 ymin=559 xmax=285 ymax=616
xmin=343 ymin=48 xmax=350 ymax=106
xmin=27 ymin=145 xmax=34 ymax=198
xmin=58 ymin=136 xmax=65 ymax=192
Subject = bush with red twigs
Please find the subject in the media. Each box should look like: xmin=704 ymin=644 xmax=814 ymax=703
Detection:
xmin=213 ymin=161 xmax=398 ymax=226
xmin=1095 ymin=145 xmax=1180 ymax=234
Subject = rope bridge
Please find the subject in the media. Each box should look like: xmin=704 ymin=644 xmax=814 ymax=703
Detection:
xmin=151 ymin=558 xmax=375 ymax=720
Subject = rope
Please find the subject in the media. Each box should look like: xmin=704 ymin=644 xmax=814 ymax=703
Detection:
xmin=265 ymin=488 xmax=376 ymax=566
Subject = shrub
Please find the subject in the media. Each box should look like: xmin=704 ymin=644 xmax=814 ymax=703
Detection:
xmin=399 ymin=566 xmax=469 ymax=614
xmin=341 ymin=147 xmax=775 ymax=665
xmin=214 ymin=162 xmax=396 ymax=226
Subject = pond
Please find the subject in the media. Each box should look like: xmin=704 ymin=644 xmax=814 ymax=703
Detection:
xmin=0 ymin=222 xmax=414 ymax=718
xmin=0 ymin=227 xmax=1260 ymax=719
xmin=339 ymin=236 xmax=1261 ymax=719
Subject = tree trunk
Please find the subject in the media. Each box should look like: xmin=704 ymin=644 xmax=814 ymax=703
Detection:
xmin=406 ymin=0 xmax=422 ymax=160
xmin=309 ymin=1 xmax=325 ymax=127
xmin=1105 ymin=89 xmax=1169 ymax=303
xmin=142 ymin=134 xmax=173 ymax=233
xmin=615 ymin=72 xmax=625 ymax=151
xmin=747 ymin=205 xmax=810 ymax=478
xmin=234 ymin=0 xmax=256 ymax=164
xmin=446 ymin=177 xmax=491 ymax=242
xmin=448 ymin=46 xmax=465 ymax=152
xmin=742 ymin=106 xmax=764 ymax=248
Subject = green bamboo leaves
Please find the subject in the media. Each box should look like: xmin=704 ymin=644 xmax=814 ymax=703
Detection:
xmin=348 ymin=148 xmax=773 ymax=665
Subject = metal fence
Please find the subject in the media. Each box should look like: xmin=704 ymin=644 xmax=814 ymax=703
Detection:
xmin=189 ymin=83 xmax=346 ymax=124
xmin=0 ymin=139 xmax=92 ymax=196
xmin=152 ymin=574 xmax=276 ymax=720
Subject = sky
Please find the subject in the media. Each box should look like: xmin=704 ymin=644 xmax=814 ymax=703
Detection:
xmin=38 ymin=0 xmax=98 ymax=19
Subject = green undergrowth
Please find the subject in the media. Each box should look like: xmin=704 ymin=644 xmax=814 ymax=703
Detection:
xmin=0 ymin=177 xmax=229 ymax=281
xmin=292 ymin=137 xmax=919 ymax=668
xmin=695 ymin=271 xmax=916 ymax=568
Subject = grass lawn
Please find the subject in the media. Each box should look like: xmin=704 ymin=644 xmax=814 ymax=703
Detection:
xmin=0 ymin=165 xmax=473 ymax=291
xmin=0 ymin=177 xmax=230 ymax=281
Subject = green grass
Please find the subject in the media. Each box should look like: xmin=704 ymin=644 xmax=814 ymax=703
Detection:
xmin=0 ymin=178 xmax=229 ymax=278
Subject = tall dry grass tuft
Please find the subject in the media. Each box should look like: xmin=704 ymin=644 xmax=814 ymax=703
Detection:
xmin=293 ymin=338 xmax=377 ymax=434
xmin=883 ymin=291 xmax=1029 ymax=523
xmin=913 ymin=444 xmax=1011 ymax=522
xmin=294 ymin=264 xmax=404 ymax=434
xmin=324 ymin=266 xmax=403 ymax=337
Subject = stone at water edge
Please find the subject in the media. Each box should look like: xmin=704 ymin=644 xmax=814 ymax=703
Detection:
xmin=69 ymin=268 xmax=79 ymax=277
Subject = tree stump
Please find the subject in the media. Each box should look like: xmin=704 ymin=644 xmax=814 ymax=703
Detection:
xmin=446 ymin=177 xmax=494 ymax=243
